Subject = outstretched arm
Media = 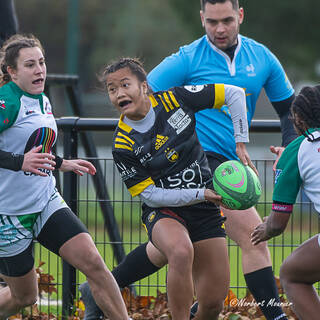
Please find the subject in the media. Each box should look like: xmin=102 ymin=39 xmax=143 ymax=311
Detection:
xmin=225 ymin=85 xmax=257 ymax=174
xmin=59 ymin=158 xmax=96 ymax=176
xmin=140 ymin=184 xmax=223 ymax=208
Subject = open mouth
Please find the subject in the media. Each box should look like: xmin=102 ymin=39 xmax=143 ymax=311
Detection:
xmin=119 ymin=100 xmax=132 ymax=108
xmin=32 ymin=78 xmax=44 ymax=85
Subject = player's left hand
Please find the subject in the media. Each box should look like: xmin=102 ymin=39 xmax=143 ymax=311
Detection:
xmin=59 ymin=159 xmax=96 ymax=176
xmin=270 ymin=145 xmax=285 ymax=171
xmin=251 ymin=217 xmax=271 ymax=245
xmin=236 ymin=142 xmax=258 ymax=176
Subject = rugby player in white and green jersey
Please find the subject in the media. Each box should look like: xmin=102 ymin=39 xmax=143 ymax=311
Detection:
xmin=252 ymin=85 xmax=320 ymax=320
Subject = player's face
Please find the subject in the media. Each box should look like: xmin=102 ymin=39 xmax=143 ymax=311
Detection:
xmin=8 ymin=47 xmax=46 ymax=95
xmin=106 ymin=67 xmax=150 ymax=121
xmin=200 ymin=1 xmax=243 ymax=51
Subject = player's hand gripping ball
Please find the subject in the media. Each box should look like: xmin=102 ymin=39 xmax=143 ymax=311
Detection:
xmin=213 ymin=160 xmax=261 ymax=210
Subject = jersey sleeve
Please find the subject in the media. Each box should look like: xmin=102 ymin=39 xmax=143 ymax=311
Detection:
xmin=263 ymin=48 xmax=294 ymax=102
xmin=171 ymin=83 xmax=225 ymax=112
xmin=112 ymin=149 xmax=154 ymax=197
xmin=272 ymin=136 xmax=304 ymax=208
xmin=147 ymin=50 xmax=188 ymax=92
xmin=0 ymin=99 xmax=19 ymax=133
xmin=171 ymin=84 xmax=249 ymax=142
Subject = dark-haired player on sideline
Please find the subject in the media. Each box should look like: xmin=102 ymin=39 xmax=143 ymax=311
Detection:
xmin=252 ymin=85 xmax=320 ymax=320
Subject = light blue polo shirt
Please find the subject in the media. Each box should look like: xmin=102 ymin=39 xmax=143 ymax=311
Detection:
xmin=148 ymin=34 xmax=294 ymax=160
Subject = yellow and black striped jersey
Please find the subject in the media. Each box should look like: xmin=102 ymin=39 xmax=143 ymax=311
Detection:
xmin=112 ymin=84 xmax=226 ymax=197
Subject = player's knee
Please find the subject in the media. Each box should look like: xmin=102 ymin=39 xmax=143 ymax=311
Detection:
xmin=200 ymin=299 xmax=224 ymax=318
xmin=279 ymin=257 xmax=294 ymax=287
xmin=167 ymin=244 xmax=193 ymax=268
xmin=13 ymin=291 xmax=38 ymax=309
xmin=239 ymin=235 xmax=268 ymax=255
xmin=81 ymin=251 xmax=106 ymax=276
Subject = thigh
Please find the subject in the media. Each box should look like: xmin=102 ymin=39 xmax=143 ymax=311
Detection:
xmin=142 ymin=206 xmax=188 ymax=244
xmin=37 ymin=207 xmax=88 ymax=255
xmin=59 ymin=232 xmax=103 ymax=274
xmin=281 ymin=235 xmax=320 ymax=284
xmin=193 ymin=238 xmax=229 ymax=301
xmin=152 ymin=218 xmax=193 ymax=259
xmin=223 ymin=206 xmax=262 ymax=245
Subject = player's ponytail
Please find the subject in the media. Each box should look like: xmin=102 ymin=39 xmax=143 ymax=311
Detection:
xmin=291 ymin=85 xmax=320 ymax=141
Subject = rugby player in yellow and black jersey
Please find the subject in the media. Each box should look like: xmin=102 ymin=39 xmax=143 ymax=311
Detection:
xmin=100 ymin=57 xmax=252 ymax=320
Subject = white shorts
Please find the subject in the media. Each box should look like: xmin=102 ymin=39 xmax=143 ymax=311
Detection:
xmin=0 ymin=189 xmax=68 ymax=258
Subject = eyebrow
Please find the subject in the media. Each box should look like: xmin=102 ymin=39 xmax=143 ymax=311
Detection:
xmin=23 ymin=57 xmax=45 ymax=63
xmin=107 ymin=77 xmax=131 ymax=87
xmin=206 ymin=16 xmax=234 ymax=22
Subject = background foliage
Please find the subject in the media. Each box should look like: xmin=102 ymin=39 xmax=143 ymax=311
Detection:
xmin=14 ymin=0 xmax=319 ymax=118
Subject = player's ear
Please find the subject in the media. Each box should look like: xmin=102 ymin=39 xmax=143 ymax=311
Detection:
xmin=200 ymin=10 xmax=205 ymax=27
xmin=238 ymin=7 xmax=244 ymax=25
xmin=7 ymin=66 xmax=17 ymax=80
xmin=142 ymin=81 xmax=148 ymax=95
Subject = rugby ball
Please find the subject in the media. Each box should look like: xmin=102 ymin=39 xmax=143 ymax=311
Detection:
xmin=213 ymin=160 xmax=261 ymax=210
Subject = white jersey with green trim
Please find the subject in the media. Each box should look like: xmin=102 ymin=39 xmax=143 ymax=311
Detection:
xmin=0 ymin=81 xmax=57 ymax=215
xmin=273 ymin=129 xmax=320 ymax=214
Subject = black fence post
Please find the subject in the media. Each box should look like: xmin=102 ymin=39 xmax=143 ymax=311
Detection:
xmin=64 ymin=83 xmax=127 ymax=266
xmin=62 ymin=125 xmax=78 ymax=318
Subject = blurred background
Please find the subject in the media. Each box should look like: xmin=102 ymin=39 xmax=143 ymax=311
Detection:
xmin=13 ymin=0 xmax=319 ymax=120
xmin=2 ymin=1 xmax=319 ymax=313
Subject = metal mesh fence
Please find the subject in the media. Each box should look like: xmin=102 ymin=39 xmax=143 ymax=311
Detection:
xmin=31 ymin=156 xmax=319 ymax=315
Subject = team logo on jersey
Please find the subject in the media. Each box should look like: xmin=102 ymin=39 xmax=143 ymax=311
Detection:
xmin=167 ymin=109 xmax=191 ymax=134
xmin=184 ymin=85 xmax=204 ymax=93
xmin=139 ymin=152 xmax=152 ymax=164
xmin=44 ymin=101 xmax=53 ymax=114
xmin=274 ymin=169 xmax=282 ymax=184
xmin=165 ymin=148 xmax=179 ymax=162
xmin=134 ymin=146 xmax=144 ymax=156
xmin=23 ymin=127 xmax=57 ymax=177
xmin=148 ymin=211 xmax=156 ymax=222
xmin=246 ymin=64 xmax=256 ymax=77
xmin=24 ymin=127 xmax=56 ymax=153
xmin=24 ymin=104 xmax=36 ymax=116
xmin=0 ymin=100 xmax=6 ymax=109
xmin=155 ymin=135 xmax=168 ymax=150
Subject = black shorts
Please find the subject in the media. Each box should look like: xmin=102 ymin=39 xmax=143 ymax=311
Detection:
xmin=0 ymin=207 xmax=88 ymax=277
xmin=205 ymin=151 xmax=230 ymax=173
xmin=142 ymin=202 xmax=226 ymax=244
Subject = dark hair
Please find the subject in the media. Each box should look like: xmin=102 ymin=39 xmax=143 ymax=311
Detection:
xmin=200 ymin=0 xmax=239 ymax=11
xmin=291 ymin=85 xmax=320 ymax=141
xmin=0 ymin=34 xmax=44 ymax=86
xmin=100 ymin=57 xmax=148 ymax=87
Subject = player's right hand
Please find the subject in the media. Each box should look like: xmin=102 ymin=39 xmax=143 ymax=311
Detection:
xmin=236 ymin=142 xmax=258 ymax=176
xmin=22 ymin=145 xmax=56 ymax=176
xmin=270 ymin=145 xmax=285 ymax=171
xmin=204 ymin=189 xmax=223 ymax=206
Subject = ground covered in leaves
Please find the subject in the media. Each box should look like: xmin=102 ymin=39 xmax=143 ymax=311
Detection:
xmin=7 ymin=262 xmax=298 ymax=320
